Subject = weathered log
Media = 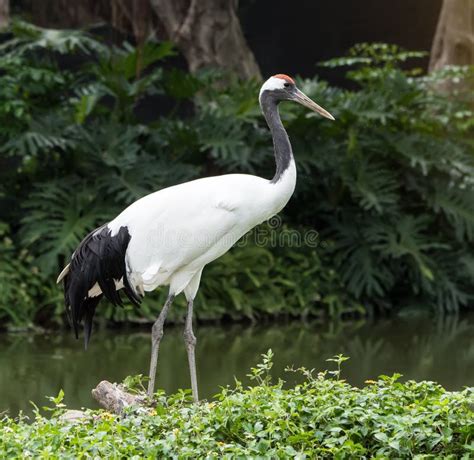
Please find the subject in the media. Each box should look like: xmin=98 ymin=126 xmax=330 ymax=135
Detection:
xmin=91 ymin=380 xmax=148 ymax=414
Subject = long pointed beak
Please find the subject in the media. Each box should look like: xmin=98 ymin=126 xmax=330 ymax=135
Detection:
xmin=293 ymin=89 xmax=335 ymax=120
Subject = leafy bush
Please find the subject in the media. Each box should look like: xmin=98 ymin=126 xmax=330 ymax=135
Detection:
xmin=1 ymin=353 xmax=473 ymax=458
xmin=0 ymin=23 xmax=473 ymax=329
xmin=0 ymin=223 xmax=44 ymax=328
xmin=94 ymin=225 xmax=357 ymax=326
xmin=310 ymin=44 xmax=474 ymax=312
xmin=194 ymin=44 xmax=474 ymax=313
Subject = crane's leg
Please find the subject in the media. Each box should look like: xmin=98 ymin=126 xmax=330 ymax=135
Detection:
xmin=147 ymin=294 xmax=174 ymax=397
xmin=184 ymin=298 xmax=199 ymax=402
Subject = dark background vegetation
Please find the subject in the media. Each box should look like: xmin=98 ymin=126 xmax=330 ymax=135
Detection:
xmin=0 ymin=1 xmax=473 ymax=331
xmin=13 ymin=0 xmax=444 ymax=81
xmin=240 ymin=0 xmax=442 ymax=82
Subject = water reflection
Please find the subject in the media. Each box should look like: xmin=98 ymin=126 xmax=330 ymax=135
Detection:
xmin=1 ymin=314 xmax=474 ymax=416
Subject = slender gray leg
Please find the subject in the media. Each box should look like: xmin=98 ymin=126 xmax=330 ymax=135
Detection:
xmin=183 ymin=299 xmax=199 ymax=402
xmin=147 ymin=295 xmax=174 ymax=397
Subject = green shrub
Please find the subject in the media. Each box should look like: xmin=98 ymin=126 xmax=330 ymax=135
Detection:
xmin=0 ymin=223 xmax=56 ymax=328
xmin=0 ymin=23 xmax=473 ymax=329
xmin=1 ymin=353 xmax=473 ymax=458
xmin=98 ymin=225 xmax=359 ymax=325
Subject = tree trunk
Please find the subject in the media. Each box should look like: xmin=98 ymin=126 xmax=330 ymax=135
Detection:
xmin=150 ymin=0 xmax=261 ymax=80
xmin=429 ymin=0 xmax=474 ymax=71
xmin=26 ymin=0 xmax=106 ymax=29
xmin=18 ymin=0 xmax=261 ymax=79
xmin=0 ymin=0 xmax=9 ymax=29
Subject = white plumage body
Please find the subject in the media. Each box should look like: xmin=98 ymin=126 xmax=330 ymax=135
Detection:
xmin=99 ymin=159 xmax=297 ymax=300
xmin=60 ymin=74 xmax=335 ymax=401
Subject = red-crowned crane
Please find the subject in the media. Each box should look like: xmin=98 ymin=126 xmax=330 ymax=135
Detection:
xmin=57 ymin=74 xmax=334 ymax=402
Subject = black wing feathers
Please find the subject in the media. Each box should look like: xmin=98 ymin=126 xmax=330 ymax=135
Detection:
xmin=61 ymin=225 xmax=141 ymax=348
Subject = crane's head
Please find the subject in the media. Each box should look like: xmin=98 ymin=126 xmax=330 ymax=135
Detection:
xmin=259 ymin=74 xmax=335 ymax=120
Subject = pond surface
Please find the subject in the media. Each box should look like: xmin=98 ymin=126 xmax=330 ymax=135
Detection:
xmin=1 ymin=314 xmax=474 ymax=416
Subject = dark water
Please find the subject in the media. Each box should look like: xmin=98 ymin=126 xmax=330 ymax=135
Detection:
xmin=1 ymin=315 xmax=474 ymax=416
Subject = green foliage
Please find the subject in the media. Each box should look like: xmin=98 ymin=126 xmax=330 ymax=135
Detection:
xmin=198 ymin=231 xmax=345 ymax=320
xmin=1 ymin=355 xmax=473 ymax=457
xmin=0 ymin=224 xmax=43 ymax=328
xmin=307 ymin=45 xmax=474 ymax=312
xmin=0 ymin=24 xmax=473 ymax=329
xmin=93 ymin=225 xmax=356 ymax=325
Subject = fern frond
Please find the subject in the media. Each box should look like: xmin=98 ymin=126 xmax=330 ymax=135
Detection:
xmin=2 ymin=20 xmax=108 ymax=57
xmin=366 ymin=215 xmax=444 ymax=281
xmin=344 ymin=158 xmax=399 ymax=213
xmin=20 ymin=178 xmax=116 ymax=274
xmin=431 ymin=186 xmax=474 ymax=242
xmin=2 ymin=130 xmax=73 ymax=157
xmin=330 ymin=218 xmax=395 ymax=297
xmin=428 ymin=252 xmax=474 ymax=312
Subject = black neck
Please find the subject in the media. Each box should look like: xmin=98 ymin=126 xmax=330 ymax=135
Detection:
xmin=260 ymin=92 xmax=293 ymax=183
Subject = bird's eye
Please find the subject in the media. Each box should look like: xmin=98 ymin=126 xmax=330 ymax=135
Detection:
xmin=284 ymin=82 xmax=290 ymax=88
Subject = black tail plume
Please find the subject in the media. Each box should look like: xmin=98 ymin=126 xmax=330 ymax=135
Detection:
xmin=60 ymin=225 xmax=141 ymax=346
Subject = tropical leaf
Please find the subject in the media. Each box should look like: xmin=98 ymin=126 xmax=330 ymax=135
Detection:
xmin=330 ymin=218 xmax=395 ymax=298
xmin=20 ymin=178 xmax=115 ymax=274
xmin=431 ymin=186 xmax=474 ymax=242
xmin=366 ymin=215 xmax=447 ymax=281
xmin=1 ymin=29 xmax=473 ymax=329
xmin=428 ymin=252 xmax=474 ymax=312
xmin=344 ymin=158 xmax=399 ymax=213
xmin=1 ymin=20 xmax=108 ymax=57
